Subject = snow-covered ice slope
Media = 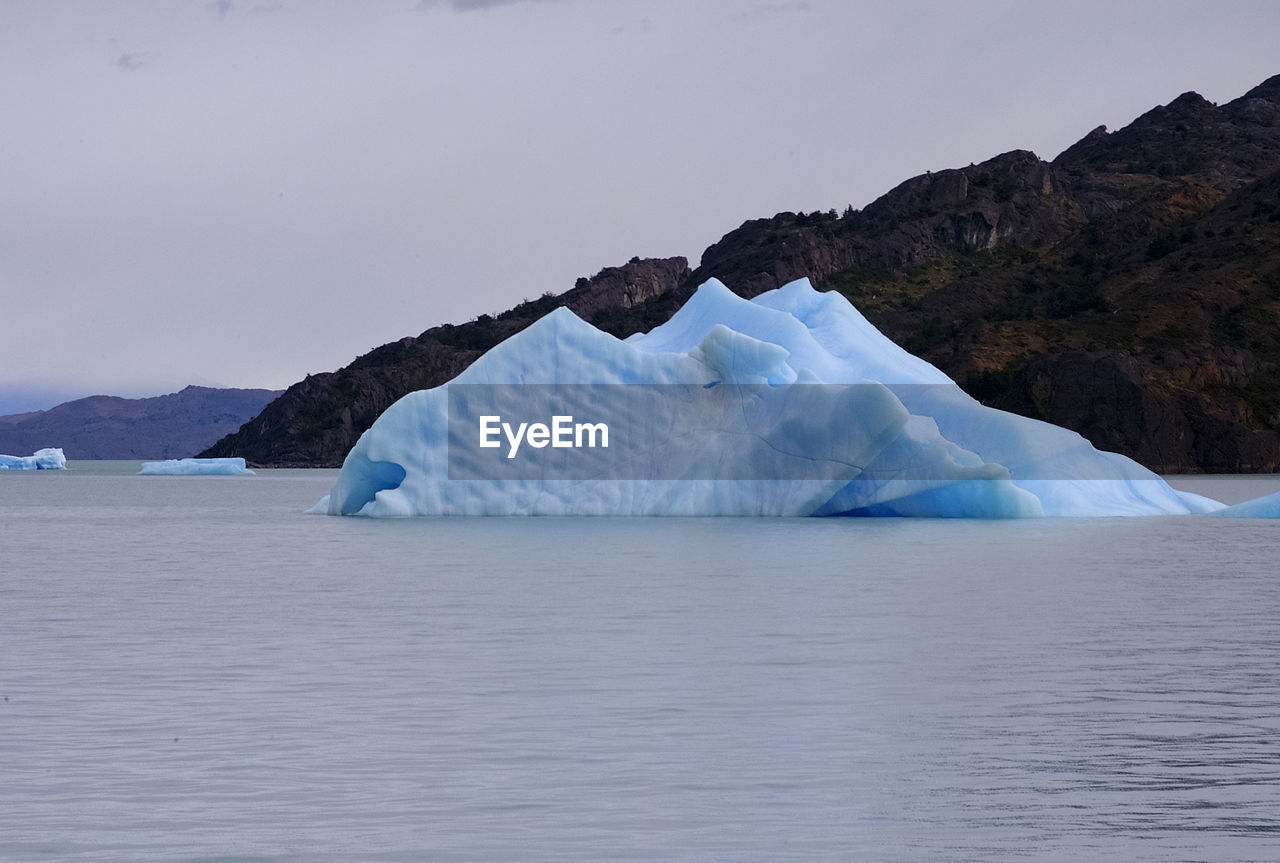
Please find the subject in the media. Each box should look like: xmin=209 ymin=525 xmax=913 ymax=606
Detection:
xmin=0 ymin=447 xmax=66 ymax=470
xmin=320 ymin=278 xmax=1223 ymax=518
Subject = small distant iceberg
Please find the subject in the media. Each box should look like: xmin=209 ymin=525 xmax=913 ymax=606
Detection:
xmin=140 ymin=457 xmax=254 ymax=476
xmin=0 ymin=447 xmax=67 ymax=470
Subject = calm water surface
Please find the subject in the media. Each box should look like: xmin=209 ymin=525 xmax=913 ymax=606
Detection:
xmin=2 ymin=463 xmax=1280 ymax=862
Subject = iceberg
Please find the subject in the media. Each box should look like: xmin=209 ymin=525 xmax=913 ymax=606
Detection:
xmin=0 ymin=447 xmax=67 ymax=470
xmin=319 ymin=277 xmax=1226 ymax=518
xmin=140 ymin=457 xmax=254 ymax=476
xmin=1208 ymin=490 xmax=1280 ymax=518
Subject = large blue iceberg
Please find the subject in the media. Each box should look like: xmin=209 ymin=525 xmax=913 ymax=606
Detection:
xmin=317 ymin=278 xmax=1233 ymax=518
xmin=0 ymin=447 xmax=67 ymax=470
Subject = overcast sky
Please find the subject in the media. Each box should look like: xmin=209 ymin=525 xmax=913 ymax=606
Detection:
xmin=3 ymin=0 xmax=1279 ymax=413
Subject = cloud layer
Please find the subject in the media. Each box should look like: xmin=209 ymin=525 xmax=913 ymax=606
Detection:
xmin=2 ymin=0 xmax=1279 ymax=410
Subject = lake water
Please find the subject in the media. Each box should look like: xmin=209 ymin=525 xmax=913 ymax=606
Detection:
xmin=3 ymin=462 xmax=1280 ymax=862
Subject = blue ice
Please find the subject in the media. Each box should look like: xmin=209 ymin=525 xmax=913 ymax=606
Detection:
xmin=316 ymin=278 xmax=1244 ymax=517
xmin=0 ymin=448 xmax=66 ymax=470
xmin=140 ymin=457 xmax=255 ymax=476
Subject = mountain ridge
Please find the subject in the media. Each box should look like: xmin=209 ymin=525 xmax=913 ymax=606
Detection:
xmin=204 ymin=74 xmax=1280 ymax=472
xmin=0 ymin=385 xmax=282 ymax=460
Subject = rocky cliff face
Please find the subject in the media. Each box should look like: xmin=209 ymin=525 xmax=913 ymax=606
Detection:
xmin=693 ymin=76 xmax=1280 ymax=472
xmin=0 ymin=386 xmax=281 ymax=460
xmin=208 ymin=75 xmax=1280 ymax=472
xmin=691 ymin=149 xmax=1083 ymax=298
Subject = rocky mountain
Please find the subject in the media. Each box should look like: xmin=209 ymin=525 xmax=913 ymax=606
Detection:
xmin=0 ymin=386 xmax=282 ymax=460
xmin=205 ymin=75 xmax=1280 ymax=472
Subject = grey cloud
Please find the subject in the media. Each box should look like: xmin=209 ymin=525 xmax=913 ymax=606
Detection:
xmin=735 ymin=1 xmax=813 ymax=24
xmin=209 ymin=1 xmax=280 ymax=20
xmin=417 ymin=0 xmax=553 ymax=12
xmin=116 ymin=52 xmax=146 ymax=71
xmin=453 ymin=0 xmax=535 ymax=9
xmin=610 ymin=17 xmax=652 ymax=37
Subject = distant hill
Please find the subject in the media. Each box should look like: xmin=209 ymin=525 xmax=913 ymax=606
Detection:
xmin=0 ymin=386 xmax=282 ymax=460
xmin=205 ymin=74 xmax=1280 ymax=472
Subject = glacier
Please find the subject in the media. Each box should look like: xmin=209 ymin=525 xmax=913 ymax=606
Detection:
xmin=140 ymin=457 xmax=255 ymax=476
xmin=0 ymin=447 xmax=67 ymax=470
xmin=317 ymin=277 xmax=1235 ymax=518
